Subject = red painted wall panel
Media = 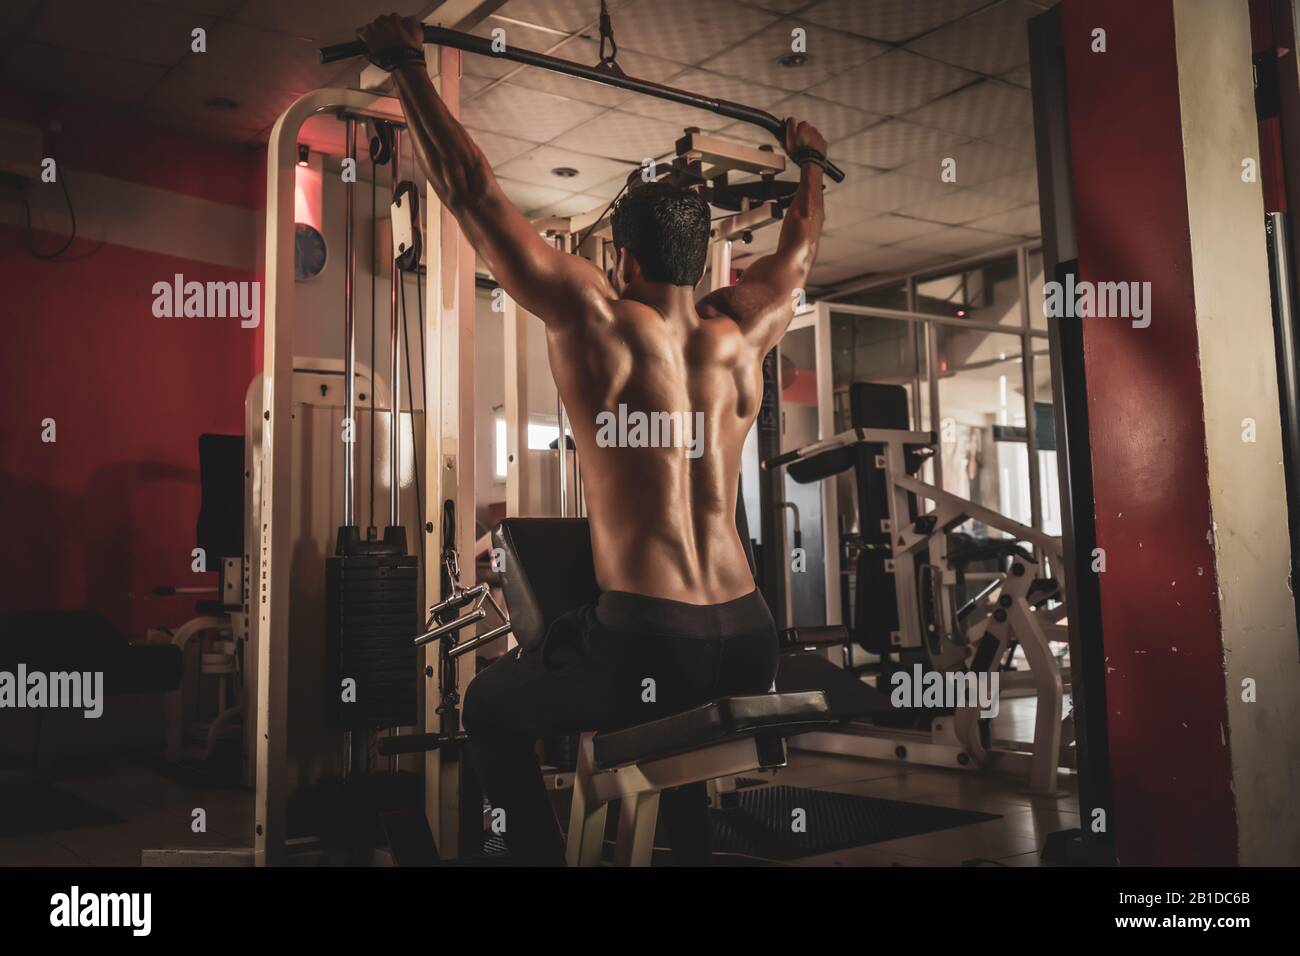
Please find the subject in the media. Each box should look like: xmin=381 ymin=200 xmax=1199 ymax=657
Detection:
xmin=0 ymin=227 xmax=258 ymax=638
xmin=1 ymin=96 xmax=265 ymax=640
xmin=1061 ymin=0 xmax=1236 ymax=863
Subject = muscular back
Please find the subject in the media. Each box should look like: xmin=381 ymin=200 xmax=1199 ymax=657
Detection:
xmin=548 ymin=295 xmax=765 ymax=605
xmin=385 ymin=61 xmax=825 ymax=603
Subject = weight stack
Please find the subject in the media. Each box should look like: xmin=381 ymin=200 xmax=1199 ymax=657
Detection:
xmin=326 ymin=526 xmax=419 ymax=730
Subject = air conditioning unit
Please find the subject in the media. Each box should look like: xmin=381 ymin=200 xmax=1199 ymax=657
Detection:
xmin=0 ymin=119 xmax=44 ymax=182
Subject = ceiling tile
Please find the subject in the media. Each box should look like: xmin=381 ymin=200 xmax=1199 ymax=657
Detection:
xmin=808 ymin=49 xmax=978 ymax=115
xmin=461 ymin=74 xmax=495 ymax=98
xmin=30 ymin=0 xmax=207 ymax=66
xmin=495 ymin=0 xmax=631 ymax=33
xmin=905 ymin=0 xmax=1041 ymax=76
xmin=625 ymin=68 xmax=788 ymax=132
xmin=731 ymin=92 xmax=884 ymax=144
xmin=461 ymin=82 xmax=607 ymax=143
xmin=1001 ymin=64 xmax=1032 ymax=88
xmin=902 ymin=79 xmax=1031 ymax=139
xmin=550 ymin=109 xmax=688 ymax=163
xmin=974 ymin=170 xmax=1038 ymax=203
xmin=989 ymin=124 xmax=1037 ymax=153
xmin=835 ymin=119 xmax=968 ymax=170
xmin=811 ymin=258 xmax=876 ymax=285
xmin=895 ymin=224 xmax=1011 ymax=255
xmin=591 ymin=169 xmax=640 ymax=197
xmin=232 ymin=0 xmax=423 ymax=43
xmin=139 ymin=62 xmax=305 ymax=131
xmin=145 ymin=0 xmax=243 ymax=14
xmin=816 ymin=234 xmax=882 ymax=263
xmin=804 ymin=0 xmax=989 ymax=44
xmin=514 ymin=36 xmax=683 ymax=108
xmin=3 ymin=42 xmax=167 ymax=106
xmin=898 ymin=138 xmax=1033 ymax=186
xmin=613 ymin=0 xmax=778 ymax=65
xmin=497 ymin=177 xmax=574 ymax=214
xmin=814 ymin=245 xmax=940 ymax=283
xmin=464 ymin=16 xmax=571 ymax=79
xmin=533 ymin=192 xmax=609 ymax=218
xmin=965 ymin=203 xmax=1041 ymax=236
xmin=1 ymin=0 xmax=44 ymax=40
xmin=824 ymin=168 xmax=952 ymax=212
xmin=742 ymin=0 xmax=811 ymax=14
xmin=496 ymin=144 xmax=632 ymax=192
xmin=468 ymin=129 xmax=538 ymax=167
xmin=895 ymin=188 xmax=1024 ymax=225
xmin=186 ymin=22 xmax=336 ymax=94
xmin=826 ymin=212 xmax=948 ymax=245
xmin=146 ymin=111 xmax=265 ymax=145
xmin=701 ymin=19 xmax=887 ymax=92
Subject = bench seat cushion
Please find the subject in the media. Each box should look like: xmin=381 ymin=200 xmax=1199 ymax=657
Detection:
xmin=0 ymin=611 xmax=182 ymax=695
xmin=593 ymin=690 xmax=831 ymax=770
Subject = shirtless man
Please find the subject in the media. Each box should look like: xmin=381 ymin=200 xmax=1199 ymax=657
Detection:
xmin=359 ymin=14 xmax=826 ymax=865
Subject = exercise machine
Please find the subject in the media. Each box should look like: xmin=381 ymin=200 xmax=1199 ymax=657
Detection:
xmin=765 ymin=382 xmax=1072 ymax=794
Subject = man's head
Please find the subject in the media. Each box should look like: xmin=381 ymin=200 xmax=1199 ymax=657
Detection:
xmin=610 ymin=179 xmax=710 ymax=290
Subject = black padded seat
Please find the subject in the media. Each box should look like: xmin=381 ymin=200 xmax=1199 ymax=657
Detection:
xmin=593 ymin=690 xmax=831 ymax=770
xmin=0 ymin=611 xmax=182 ymax=695
xmin=774 ymin=651 xmax=893 ymax=722
xmin=493 ymin=518 xmax=599 ymax=653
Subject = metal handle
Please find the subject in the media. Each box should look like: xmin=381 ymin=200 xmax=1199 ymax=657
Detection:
xmin=318 ymin=26 xmax=846 ymax=182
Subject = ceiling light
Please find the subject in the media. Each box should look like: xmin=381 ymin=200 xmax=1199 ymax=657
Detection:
xmin=297 ymin=144 xmax=310 ymax=167
xmin=777 ymin=52 xmax=810 ymax=68
xmin=551 ymin=166 xmax=579 ymax=178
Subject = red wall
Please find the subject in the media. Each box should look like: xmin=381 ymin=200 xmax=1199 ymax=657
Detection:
xmin=1062 ymin=0 xmax=1237 ymax=864
xmin=0 ymin=100 xmax=263 ymax=639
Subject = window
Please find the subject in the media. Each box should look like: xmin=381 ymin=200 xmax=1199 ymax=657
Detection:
xmin=494 ymin=417 xmax=507 ymax=479
xmin=527 ymin=421 xmax=560 ymax=451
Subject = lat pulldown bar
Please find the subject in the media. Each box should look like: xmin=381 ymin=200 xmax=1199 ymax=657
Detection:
xmin=317 ymin=25 xmax=846 ymax=183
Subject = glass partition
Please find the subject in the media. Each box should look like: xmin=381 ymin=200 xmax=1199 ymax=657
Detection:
xmin=934 ymin=327 xmax=1029 ymax=535
xmin=1027 ymin=247 xmax=1047 ymax=331
xmin=779 ymin=324 xmax=827 ymax=625
xmin=915 ymin=253 xmax=1022 ymax=327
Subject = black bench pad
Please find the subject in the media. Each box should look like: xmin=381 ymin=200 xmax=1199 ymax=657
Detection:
xmin=775 ymin=651 xmax=894 ymax=722
xmin=0 ymin=611 xmax=183 ymax=695
xmin=593 ymin=691 xmax=831 ymax=770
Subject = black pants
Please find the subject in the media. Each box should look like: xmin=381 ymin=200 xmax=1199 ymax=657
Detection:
xmin=462 ymin=588 xmax=778 ymax=866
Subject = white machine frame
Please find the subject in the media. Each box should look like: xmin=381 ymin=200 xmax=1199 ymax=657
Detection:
xmin=770 ymin=424 xmax=1072 ymax=794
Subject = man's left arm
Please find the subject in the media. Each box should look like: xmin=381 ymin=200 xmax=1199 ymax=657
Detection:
xmin=362 ymin=15 xmax=614 ymax=330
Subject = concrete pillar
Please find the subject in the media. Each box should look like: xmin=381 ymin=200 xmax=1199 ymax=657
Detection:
xmin=1062 ymin=0 xmax=1300 ymax=865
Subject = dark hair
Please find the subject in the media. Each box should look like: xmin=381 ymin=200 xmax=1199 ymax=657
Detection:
xmin=610 ymin=180 xmax=710 ymax=286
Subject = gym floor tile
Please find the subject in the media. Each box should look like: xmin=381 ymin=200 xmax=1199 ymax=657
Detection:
xmin=864 ymin=815 xmax=1043 ymax=864
xmin=997 ymin=850 xmax=1044 ymax=867
xmin=787 ymin=844 xmax=936 ymax=867
xmin=769 ymin=752 xmax=909 ymax=789
xmin=0 ymin=834 xmax=93 ymax=866
xmin=41 ymin=807 xmax=243 ymax=867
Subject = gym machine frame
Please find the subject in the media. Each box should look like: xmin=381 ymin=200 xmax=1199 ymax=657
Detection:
xmin=156 ymin=9 xmax=834 ymax=864
xmin=766 ymin=424 xmax=1072 ymax=793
